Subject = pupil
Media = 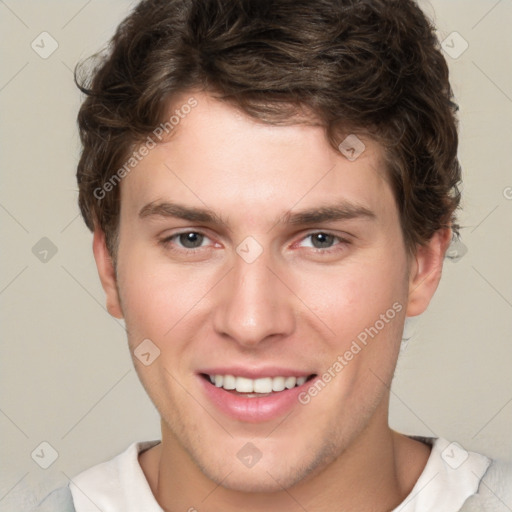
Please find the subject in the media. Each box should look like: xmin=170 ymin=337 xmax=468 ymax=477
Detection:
xmin=180 ymin=232 xmax=203 ymax=248
xmin=312 ymin=233 xmax=333 ymax=248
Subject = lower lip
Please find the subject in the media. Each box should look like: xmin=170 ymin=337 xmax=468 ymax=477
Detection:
xmin=198 ymin=375 xmax=316 ymax=423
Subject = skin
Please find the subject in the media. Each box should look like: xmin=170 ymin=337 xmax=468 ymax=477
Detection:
xmin=93 ymin=91 xmax=451 ymax=511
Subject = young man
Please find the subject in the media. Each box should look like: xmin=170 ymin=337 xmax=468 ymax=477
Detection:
xmin=39 ymin=0 xmax=511 ymax=510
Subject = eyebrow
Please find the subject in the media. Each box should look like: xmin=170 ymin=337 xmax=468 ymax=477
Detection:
xmin=283 ymin=204 xmax=376 ymax=225
xmin=139 ymin=201 xmax=225 ymax=225
xmin=138 ymin=201 xmax=376 ymax=227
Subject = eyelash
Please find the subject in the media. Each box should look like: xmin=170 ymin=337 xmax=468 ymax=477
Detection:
xmin=159 ymin=232 xmax=215 ymax=255
xmin=159 ymin=230 xmax=351 ymax=254
xmin=296 ymin=232 xmax=351 ymax=253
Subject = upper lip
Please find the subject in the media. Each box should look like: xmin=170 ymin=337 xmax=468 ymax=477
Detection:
xmin=197 ymin=367 xmax=315 ymax=379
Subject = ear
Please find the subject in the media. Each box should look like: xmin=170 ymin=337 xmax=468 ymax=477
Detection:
xmin=406 ymin=228 xmax=452 ymax=317
xmin=92 ymin=229 xmax=123 ymax=319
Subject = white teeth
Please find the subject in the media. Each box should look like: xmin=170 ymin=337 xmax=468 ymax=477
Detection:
xmin=223 ymin=374 xmax=236 ymax=390
xmin=207 ymin=374 xmax=310 ymax=393
xmin=235 ymin=376 xmax=254 ymax=393
xmin=284 ymin=376 xmax=297 ymax=389
xmin=253 ymin=377 xmax=273 ymax=393
xmin=272 ymin=376 xmax=286 ymax=392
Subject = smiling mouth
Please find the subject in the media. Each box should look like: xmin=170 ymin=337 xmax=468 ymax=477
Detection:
xmin=200 ymin=373 xmax=316 ymax=397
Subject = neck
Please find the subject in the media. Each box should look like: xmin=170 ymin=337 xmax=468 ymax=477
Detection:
xmin=140 ymin=405 xmax=430 ymax=511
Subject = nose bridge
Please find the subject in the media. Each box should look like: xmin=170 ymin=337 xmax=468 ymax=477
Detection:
xmin=213 ymin=251 xmax=295 ymax=347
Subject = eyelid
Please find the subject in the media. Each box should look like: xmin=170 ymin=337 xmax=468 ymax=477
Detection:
xmin=160 ymin=229 xmax=217 ymax=249
xmin=159 ymin=228 xmax=352 ymax=254
xmin=294 ymin=230 xmax=352 ymax=250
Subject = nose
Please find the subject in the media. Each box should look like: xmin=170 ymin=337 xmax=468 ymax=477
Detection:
xmin=212 ymin=252 xmax=295 ymax=348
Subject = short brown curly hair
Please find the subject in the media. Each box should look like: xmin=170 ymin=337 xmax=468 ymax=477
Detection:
xmin=76 ymin=0 xmax=461 ymax=259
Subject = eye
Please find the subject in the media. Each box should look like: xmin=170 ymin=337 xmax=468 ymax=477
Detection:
xmin=164 ymin=231 xmax=211 ymax=250
xmin=298 ymin=232 xmax=347 ymax=250
xmin=178 ymin=232 xmax=205 ymax=249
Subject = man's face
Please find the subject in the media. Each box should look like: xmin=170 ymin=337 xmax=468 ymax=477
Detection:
xmin=111 ymin=92 xmax=412 ymax=491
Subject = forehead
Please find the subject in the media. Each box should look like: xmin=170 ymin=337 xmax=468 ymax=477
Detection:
xmin=120 ymin=92 xmax=395 ymax=225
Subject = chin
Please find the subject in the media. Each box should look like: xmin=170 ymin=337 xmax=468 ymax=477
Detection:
xmin=217 ymin=466 xmax=304 ymax=493
xmin=195 ymin=450 xmax=326 ymax=495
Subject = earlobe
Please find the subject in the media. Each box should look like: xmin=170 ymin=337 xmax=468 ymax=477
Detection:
xmin=92 ymin=229 xmax=124 ymax=319
xmin=406 ymin=228 xmax=452 ymax=317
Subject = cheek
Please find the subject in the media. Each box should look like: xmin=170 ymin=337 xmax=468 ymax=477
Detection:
xmin=116 ymin=246 xmax=180 ymax=342
xmin=290 ymin=251 xmax=408 ymax=350
xmin=116 ymin=242 xmax=222 ymax=350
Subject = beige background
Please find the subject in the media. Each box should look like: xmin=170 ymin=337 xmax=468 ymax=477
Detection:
xmin=1 ymin=0 xmax=511 ymax=508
